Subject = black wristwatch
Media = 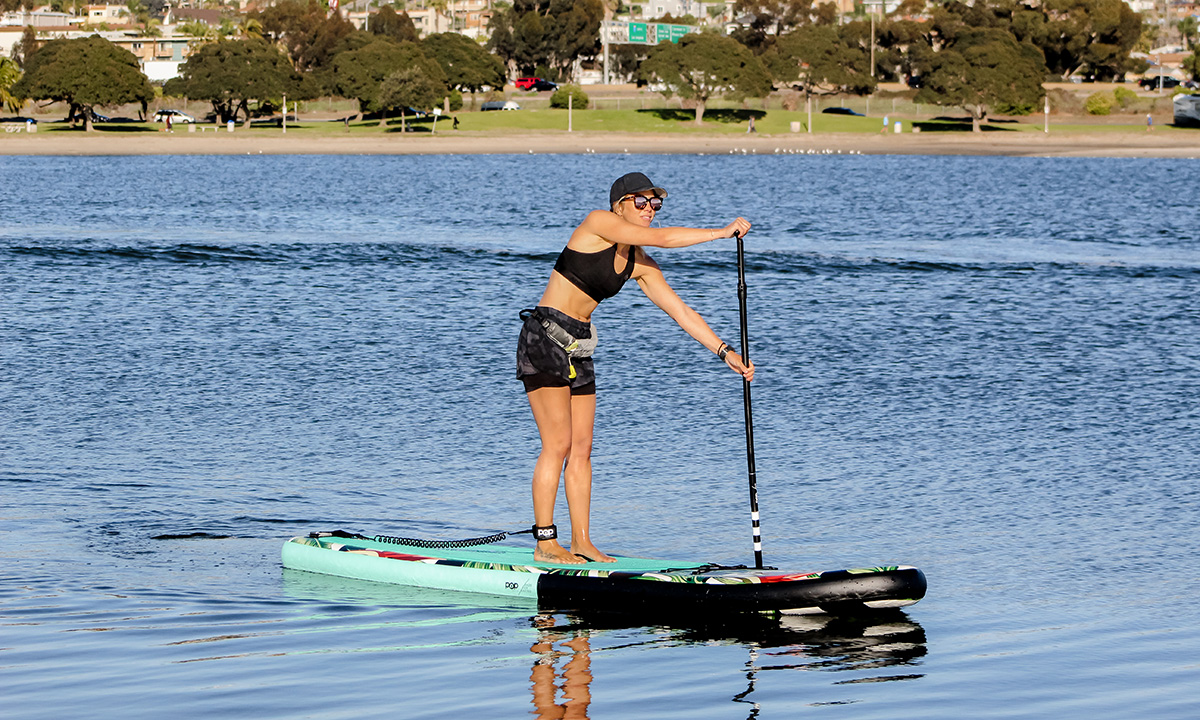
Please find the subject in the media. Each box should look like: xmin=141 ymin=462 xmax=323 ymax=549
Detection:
xmin=717 ymin=342 xmax=731 ymax=361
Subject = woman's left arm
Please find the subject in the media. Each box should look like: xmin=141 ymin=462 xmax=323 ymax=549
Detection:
xmin=634 ymin=253 xmax=755 ymax=381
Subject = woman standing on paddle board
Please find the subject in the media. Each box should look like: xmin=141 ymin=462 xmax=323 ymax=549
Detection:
xmin=517 ymin=172 xmax=754 ymax=565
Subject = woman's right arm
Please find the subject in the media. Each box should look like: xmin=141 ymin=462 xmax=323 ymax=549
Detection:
xmin=578 ymin=210 xmax=751 ymax=248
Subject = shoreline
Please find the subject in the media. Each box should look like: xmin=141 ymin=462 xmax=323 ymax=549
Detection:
xmin=3 ymin=129 xmax=1200 ymax=158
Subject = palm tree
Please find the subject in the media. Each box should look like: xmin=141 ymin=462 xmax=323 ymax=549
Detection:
xmin=140 ymin=18 xmax=163 ymax=38
xmin=218 ymin=17 xmax=240 ymax=39
xmin=1178 ymin=17 xmax=1199 ymax=51
xmin=0 ymin=56 xmax=23 ymax=113
xmin=427 ymin=0 xmax=449 ymax=33
xmin=179 ymin=20 xmax=217 ymax=41
xmin=241 ymin=17 xmax=264 ymax=40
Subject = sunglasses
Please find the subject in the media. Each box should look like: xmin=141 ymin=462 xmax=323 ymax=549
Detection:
xmin=624 ymin=195 xmax=663 ymax=211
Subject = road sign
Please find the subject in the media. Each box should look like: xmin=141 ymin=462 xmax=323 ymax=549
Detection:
xmin=601 ymin=20 xmax=697 ymax=46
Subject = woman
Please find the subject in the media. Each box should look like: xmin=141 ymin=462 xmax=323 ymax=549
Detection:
xmin=516 ymin=172 xmax=754 ymax=564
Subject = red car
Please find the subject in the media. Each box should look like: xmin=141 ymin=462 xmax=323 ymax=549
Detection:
xmin=514 ymin=77 xmax=558 ymax=91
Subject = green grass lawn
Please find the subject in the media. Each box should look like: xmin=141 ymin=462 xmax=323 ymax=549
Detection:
xmin=18 ymin=107 xmax=1194 ymax=138
xmin=451 ymin=107 xmax=887 ymax=134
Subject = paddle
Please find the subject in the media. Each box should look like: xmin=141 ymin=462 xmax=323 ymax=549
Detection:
xmin=734 ymin=230 xmax=764 ymax=570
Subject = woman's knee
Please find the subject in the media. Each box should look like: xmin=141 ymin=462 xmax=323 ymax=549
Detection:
xmin=570 ymin=435 xmax=594 ymax=460
xmin=539 ymin=435 xmax=573 ymax=462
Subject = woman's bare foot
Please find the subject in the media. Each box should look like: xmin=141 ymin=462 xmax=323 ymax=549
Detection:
xmin=534 ymin=540 xmax=585 ymax=564
xmin=570 ymin=541 xmax=616 ymax=563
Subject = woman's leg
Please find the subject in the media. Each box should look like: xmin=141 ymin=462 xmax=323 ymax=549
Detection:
xmin=527 ymin=385 xmax=585 ymax=564
xmin=563 ymin=393 xmax=614 ymax=562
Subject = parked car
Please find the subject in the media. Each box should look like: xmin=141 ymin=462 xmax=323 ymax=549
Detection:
xmin=514 ymin=77 xmax=557 ymax=92
xmin=481 ymin=100 xmax=521 ymax=111
xmin=64 ymin=110 xmax=109 ymax=123
xmin=1138 ymin=76 xmax=1180 ymax=91
xmin=822 ymin=107 xmax=864 ymax=116
xmin=154 ymin=109 xmax=196 ymax=123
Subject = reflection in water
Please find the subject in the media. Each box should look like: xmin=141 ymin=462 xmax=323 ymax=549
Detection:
xmin=529 ymin=611 xmax=927 ymax=719
xmin=728 ymin=615 xmax=927 ymax=717
xmin=530 ymin=615 xmax=594 ymax=719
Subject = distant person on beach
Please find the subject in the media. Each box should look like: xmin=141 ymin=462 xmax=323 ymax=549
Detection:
xmin=516 ymin=172 xmax=754 ymax=564
xmin=1147 ymin=113 xmax=1153 ymax=131
xmin=747 ymin=115 xmax=756 ymax=133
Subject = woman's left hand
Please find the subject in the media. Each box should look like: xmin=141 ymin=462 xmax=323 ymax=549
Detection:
xmin=724 ymin=351 xmax=755 ymax=382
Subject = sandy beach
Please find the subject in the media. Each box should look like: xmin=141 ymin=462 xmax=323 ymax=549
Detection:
xmin=3 ymin=128 xmax=1199 ymax=157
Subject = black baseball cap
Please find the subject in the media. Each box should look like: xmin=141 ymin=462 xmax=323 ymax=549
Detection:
xmin=609 ymin=172 xmax=668 ymax=206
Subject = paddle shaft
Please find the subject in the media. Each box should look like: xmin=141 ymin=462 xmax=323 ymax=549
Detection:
xmin=735 ymin=231 xmax=764 ymax=570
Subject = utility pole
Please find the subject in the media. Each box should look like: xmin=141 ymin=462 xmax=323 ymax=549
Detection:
xmin=870 ymin=8 xmax=875 ymax=78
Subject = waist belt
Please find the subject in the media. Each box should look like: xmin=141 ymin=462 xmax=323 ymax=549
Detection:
xmin=520 ymin=308 xmax=597 ymax=358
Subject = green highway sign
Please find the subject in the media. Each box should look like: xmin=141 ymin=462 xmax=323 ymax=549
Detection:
xmin=601 ymin=20 xmax=697 ymax=46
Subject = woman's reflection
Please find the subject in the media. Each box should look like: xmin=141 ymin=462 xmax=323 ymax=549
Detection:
xmin=527 ymin=610 xmax=926 ymax=719
xmin=530 ymin=614 xmax=593 ymax=719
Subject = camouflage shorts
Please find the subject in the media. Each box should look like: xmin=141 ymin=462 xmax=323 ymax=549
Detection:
xmin=516 ymin=306 xmax=596 ymax=395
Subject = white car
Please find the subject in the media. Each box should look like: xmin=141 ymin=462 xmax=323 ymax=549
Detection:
xmin=154 ymin=109 xmax=196 ymax=123
xmin=480 ymin=100 xmax=521 ymax=111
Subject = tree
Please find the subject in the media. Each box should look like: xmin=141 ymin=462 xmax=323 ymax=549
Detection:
xmin=11 ymin=35 xmax=153 ymax=131
xmin=488 ymin=0 xmax=603 ymax=80
xmin=914 ymin=28 xmax=1047 ymax=132
xmin=1007 ymin=0 xmax=1142 ymax=80
xmin=370 ymin=6 xmax=420 ymax=43
xmin=254 ymin=0 xmax=356 ymax=72
xmin=550 ymin=83 xmax=588 ymax=108
xmin=487 ymin=5 xmax=518 ymax=76
xmin=874 ymin=17 xmax=929 ymax=84
xmin=241 ymin=17 xmax=264 ymax=40
xmin=125 ymin=0 xmax=162 ymax=38
xmin=333 ymin=38 xmax=447 ymax=123
xmin=422 ymin=32 xmax=504 ymax=103
xmin=1178 ymin=17 xmax=1199 ymax=52
xmin=178 ymin=20 xmax=217 ymax=41
xmin=1184 ymin=52 xmax=1200 ymax=81
xmin=379 ymin=66 xmax=443 ymax=132
xmin=0 ymin=56 xmax=23 ymax=113
xmin=765 ymin=24 xmax=876 ymax=100
xmin=547 ymin=0 xmax=604 ymax=80
xmin=731 ymin=0 xmax=828 ymax=51
xmin=164 ymin=38 xmax=305 ymax=126
xmin=11 ymin=25 xmax=39 ymax=69
xmin=639 ymin=33 xmax=773 ymax=125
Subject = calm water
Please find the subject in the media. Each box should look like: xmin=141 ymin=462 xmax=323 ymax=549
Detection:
xmin=2 ymin=153 xmax=1198 ymax=719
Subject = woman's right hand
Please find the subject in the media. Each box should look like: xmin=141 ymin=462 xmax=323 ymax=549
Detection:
xmin=724 ymin=351 xmax=755 ymax=382
xmin=720 ymin=217 xmax=751 ymax=239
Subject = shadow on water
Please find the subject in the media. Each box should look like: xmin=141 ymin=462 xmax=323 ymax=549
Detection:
xmin=283 ymin=570 xmax=926 ymax=720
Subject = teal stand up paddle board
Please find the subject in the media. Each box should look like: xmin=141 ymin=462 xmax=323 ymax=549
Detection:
xmin=282 ymin=531 xmax=927 ymax=616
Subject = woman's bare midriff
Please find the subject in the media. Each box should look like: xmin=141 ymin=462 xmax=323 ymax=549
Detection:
xmin=538 ymin=272 xmax=602 ymax=322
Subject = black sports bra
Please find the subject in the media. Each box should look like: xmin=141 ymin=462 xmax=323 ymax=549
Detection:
xmin=553 ymin=243 xmax=636 ymax=302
